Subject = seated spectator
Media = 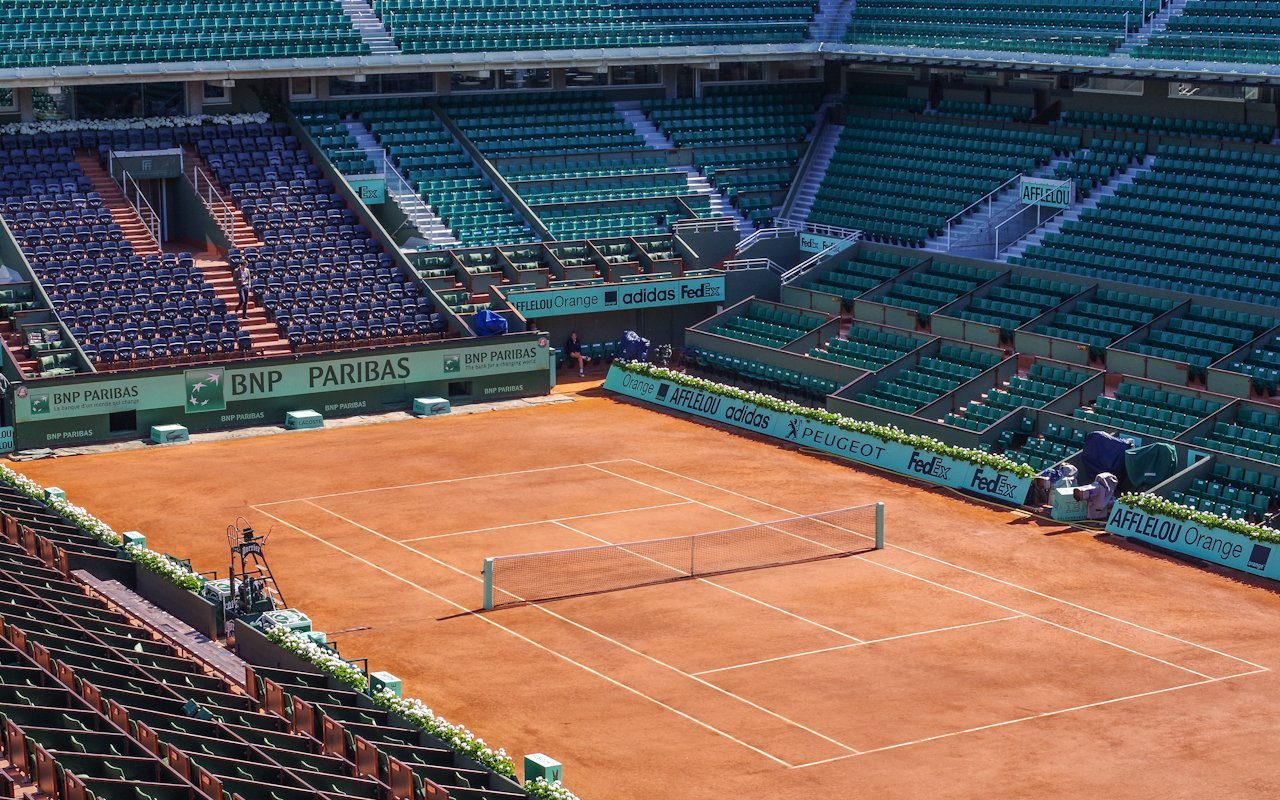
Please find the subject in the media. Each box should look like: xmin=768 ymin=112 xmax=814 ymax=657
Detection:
xmin=566 ymin=331 xmax=587 ymax=377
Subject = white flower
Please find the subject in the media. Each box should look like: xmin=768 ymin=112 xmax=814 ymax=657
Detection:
xmin=0 ymin=112 xmax=269 ymax=136
xmin=125 ymin=544 xmax=203 ymax=590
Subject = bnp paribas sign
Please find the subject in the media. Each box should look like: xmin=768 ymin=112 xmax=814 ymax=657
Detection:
xmin=16 ymin=340 xmax=548 ymax=422
xmin=185 ymin=368 xmax=228 ymax=413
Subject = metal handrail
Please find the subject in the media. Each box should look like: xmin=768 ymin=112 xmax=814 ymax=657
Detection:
xmin=722 ymin=258 xmax=782 ymax=273
xmin=780 ymin=229 xmax=863 ymax=283
xmin=942 ymin=173 xmax=1023 ymax=250
xmin=671 ymin=216 xmax=738 ymax=234
xmin=734 ymin=226 xmax=797 ymax=254
xmin=188 ymin=164 xmax=236 ymax=244
xmin=772 ymin=218 xmax=861 ymax=239
xmin=119 ymin=170 xmax=161 ymax=248
xmin=993 ymin=177 xmax=1075 ymax=255
xmin=381 ymin=152 xmax=459 ymax=245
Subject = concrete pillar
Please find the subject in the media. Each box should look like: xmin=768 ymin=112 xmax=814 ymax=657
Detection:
xmin=16 ymin=89 xmax=34 ymax=122
xmin=661 ymin=65 xmax=679 ymax=98
xmin=185 ymin=81 xmax=204 ymax=116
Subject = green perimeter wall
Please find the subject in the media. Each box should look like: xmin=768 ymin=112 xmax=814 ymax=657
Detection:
xmin=11 ymin=334 xmax=551 ymax=449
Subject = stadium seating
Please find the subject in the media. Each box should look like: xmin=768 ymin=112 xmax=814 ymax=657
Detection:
xmin=809 ymin=115 xmax=1074 ymax=245
xmin=1013 ymin=144 xmax=1280 ymax=304
xmin=1057 ymin=111 xmax=1272 ymax=143
xmin=802 ymin=249 xmax=920 ymax=304
xmin=0 ymin=495 xmax=525 ymax=800
xmin=1177 ymin=461 xmax=1279 ymax=521
xmin=874 ymin=260 xmax=1001 ymax=323
xmin=441 ymin=93 xmax=710 ymax=240
xmin=1073 ymin=381 xmax=1224 ymax=439
xmin=245 ymin=665 xmax=527 ymax=800
xmin=686 ymin=347 xmax=839 ymax=403
xmin=1031 ymin=289 xmax=1174 ymax=360
xmin=948 ymin=275 xmax=1080 ymax=340
xmin=642 ymin=86 xmax=822 ymax=227
xmin=704 ymin=301 xmax=824 ymax=347
xmin=206 ymin=124 xmax=447 ymax=348
xmin=1136 ymin=1 xmax=1280 ymax=66
xmin=442 ymin=93 xmax=645 ymax=159
xmin=0 ymin=471 xmax=530 ymax=800
xmin=844 ymin=0 xmax=1150 ymax=55
xmin=298 ymin=112 xmax=378 ymax=176
xmin=808 ymin=324 xmax=922 ymax=371
xmin=0 ymin=133 xmax=242 ymax=367
xmin=1053 ymin=138 xmax=1146 ymax=196
xmin=997 ymin=418 xmax=1096 ymax=471
xmin=856 ymin=344 xmax=1001 ymax=413
xmin=937 ymin=100 xmax=1033 ymax=121
xmin=1117 ymin=305 xmax=1275 ymax=382
xmin=1194 ymin=407 xmax=1280 ymax=466
xmin=945 ymin=362 xmax=1089 ymax=431
xmin=0 ymin=0 xmax=369 ymax=67
xmin=376 ymin=0 xmax=813 ymax=54
xmin=347 ymin=104 xmax=535 ymax=247
xmin=1222 ymin=335 xmax=1280 ymax=394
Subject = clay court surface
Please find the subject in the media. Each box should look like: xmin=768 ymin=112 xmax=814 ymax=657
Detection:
xmin=16 ymin=387 xmax=1280 ymax=799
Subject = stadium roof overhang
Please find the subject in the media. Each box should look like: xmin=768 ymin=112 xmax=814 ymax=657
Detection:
xmin=822 ymin=43 xmax=1280 ymax=85
xmin=2 ymin=40 xmax=1277 ymax=90
xmin=0 ymin=43 xmax=825 ymax=88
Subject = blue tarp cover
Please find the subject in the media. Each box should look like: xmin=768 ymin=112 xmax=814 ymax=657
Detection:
xmin=1082 ymin=431 xmax=1133 ymax=483
xmin=473 ymin=309 xmax=508 ymax=336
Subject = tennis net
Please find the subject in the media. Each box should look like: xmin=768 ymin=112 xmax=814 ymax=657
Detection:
xmin=482 ymin=503 xmax=883 ymax=609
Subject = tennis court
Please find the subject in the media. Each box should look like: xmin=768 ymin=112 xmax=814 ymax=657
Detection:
xmin=16 ymin=392 xmax=1280 ymax=800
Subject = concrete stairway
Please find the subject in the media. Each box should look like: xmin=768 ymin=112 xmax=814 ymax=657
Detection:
xmin=75 ymin=154 xmax=161 ymax=257
xmin=177 ymin=151 xmax=294 ymax=357
xmin=808 ymin=0 xmax=856 ymax=42
xmin=193 ymin=253 xmax=293 ymax=358
xmin=1116 ymin=0 xmax=1192 ymax=55
xmin=677 ymin=167 xmax=755 ymax=237
xmin=785 ymin=123 xmax=842 ymax=222
xmin=614 ymin=101 xmax=676 ymax=151
xmin=343 ymin=120 xmax=461 ymax=248
xmin=182 ymin=147 xmax=264 ymax=250
xmin=340 ymin=0 xmax=400 ymax=55
xmin=0 ymin=320 xmax=39 ymax=377
xmin=925 ymin=156 xmax=1070 ymax=253
xmin=1004 ymin=154 xmax=1154 ymax=261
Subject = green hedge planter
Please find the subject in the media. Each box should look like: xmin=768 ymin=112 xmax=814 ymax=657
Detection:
xmin=605 ymin=363 xmax=1035 ymax=504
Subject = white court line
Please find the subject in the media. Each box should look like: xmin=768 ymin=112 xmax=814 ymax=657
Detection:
xmin=623 ymin=459 xmax=1269 ymax=674
xmin=591 ymin=461 xmax=1215 ymax=679
xmin=294 ymin=499 xmax=861 ymax=760
xmin=861 ymin=555 xmax=1216 ymax=681
xmin=551 ymin=519 xmax=864 ymax=645
xmin=692 ymin=614 xmax=1026 ymax=677
xmin=791 ymin=667 xmax=1270 ymax=769
xmin=256 ymin=460 xmax=634 ymax=505
xmin=261 ymin=457 xmax=1268 ymax=767
xmin=250 ymin=504 xmax=796 ymax=768
xmin=399 ymin=501 xmax=693 ymax=543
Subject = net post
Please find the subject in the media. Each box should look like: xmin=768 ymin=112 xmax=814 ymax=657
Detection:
xmin=874 ymin=503 xmax=885 ymax=550
xmin=482 ymin=558 xmax=495 ymax=610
